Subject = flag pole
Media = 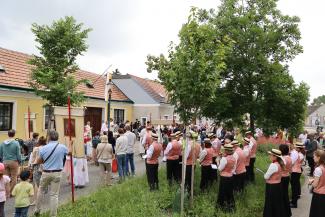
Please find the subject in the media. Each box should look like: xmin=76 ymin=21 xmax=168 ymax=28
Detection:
xmin=28 ymin=106 xmax=31 ymax=139
xmin=68 ymin=95 xmax=75 ymax=203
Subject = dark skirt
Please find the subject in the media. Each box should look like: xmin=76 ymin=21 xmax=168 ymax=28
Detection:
xmin=200 ymin=165 xmax=212 ymax=191
xmin=309 ymin=192 xmax=325 ymax=217
xmin=217 ymin=176 xmax=235 ymax=212
xmin=281 ymin=176 xmax=292 ymax=217
xmin=263 ymin=183 xmax=286 ymax=217
xmin=234 ymin=172 xmax=246 ymax=193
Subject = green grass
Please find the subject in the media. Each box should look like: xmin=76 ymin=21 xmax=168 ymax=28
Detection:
xmin=41 ymin=148 xmax=273 ymax=217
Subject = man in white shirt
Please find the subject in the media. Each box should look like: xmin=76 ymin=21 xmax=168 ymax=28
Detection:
xmin=115 ymin=128 xmax=128 ymax=182
xmin=100 ymin=121 xmax=108 ymax=134
xmin=124 ymin=125 xmax=137 ymax=176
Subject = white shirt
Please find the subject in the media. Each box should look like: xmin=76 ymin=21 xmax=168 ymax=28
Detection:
xmin=115 ymin=135 xmax=128 ymax=155
xmin=290 ymin=149 xmax=299 ymax=164
xmin=164 ymin=142 xmax=173 ymax=156
xmin=125 ymin=131 xmax=136 ymax=154
xmin=139 ymin=128 xmax=146 ymax=143
xmin=185 ymin=144 xmax=192 ymax=160
xmin=147 ymin=144 xmax=154 ymax=159
xmin=101 ymin=123 xmax=108 ymax=133
xmin=199 ymin=149 xmax=207 ymax=162
xmin=298 ymin=133 xmax=307 ymax=144
xmin=264 ymin=163 xmax=279 ymax=180
xmin=314 ymin=167 xmax=323 ymax=178
xmin=243 ymin=145 xmax=250 ymax=157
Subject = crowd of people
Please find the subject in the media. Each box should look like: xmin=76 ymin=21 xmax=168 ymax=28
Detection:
xmin=1 ymin=120 xmax=325 ymax=217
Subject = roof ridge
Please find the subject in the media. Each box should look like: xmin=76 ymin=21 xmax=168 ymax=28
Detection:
xmin=0 ymin=47 xmax=33 ymax=58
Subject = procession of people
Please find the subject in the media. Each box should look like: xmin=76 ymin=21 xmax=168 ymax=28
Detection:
xmin=1 ymin=120 xmax=325 ymax=217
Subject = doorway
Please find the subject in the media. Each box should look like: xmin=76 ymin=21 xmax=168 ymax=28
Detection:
xmin=84 ymin=107 xmax=102 ymax=136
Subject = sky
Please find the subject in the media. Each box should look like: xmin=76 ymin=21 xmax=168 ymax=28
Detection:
xmin=0 ymin=0 xmax=324 ymax=101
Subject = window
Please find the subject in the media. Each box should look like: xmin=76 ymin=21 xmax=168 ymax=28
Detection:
xmin=141 ymin=117 xmax=147 ymax=126
xmin=164 ymin=115 xmax=169 ymax=120
xmin=44 ymin=106 xmax=51 ymax=130
xmin=0 ymin=102 xmax=13 ymax=131
xmin=114 ymin=109 xmax=125 ymax=125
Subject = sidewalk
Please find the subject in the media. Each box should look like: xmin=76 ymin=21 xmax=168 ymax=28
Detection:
xmin=291 ymin=170 xmax=312 ymax=217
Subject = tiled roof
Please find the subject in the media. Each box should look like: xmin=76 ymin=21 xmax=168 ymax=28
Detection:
xmin=307 ymin=105 xmax=322 ymax=116
xmin=0 ymin=47 xmax=131 ymax=102
xmin=128 ymin=74 xmax=168 ymax=103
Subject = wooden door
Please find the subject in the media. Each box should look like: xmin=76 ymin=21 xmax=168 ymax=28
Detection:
xmin=84 ymin=107 xmax=102 ymax=136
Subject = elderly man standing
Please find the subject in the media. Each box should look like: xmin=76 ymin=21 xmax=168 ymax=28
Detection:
xmin=34 ymin=130 xmax=71 ymax=217
xmin=124 ymin=125 xmax=136 ymax=176
xmin=0 ymin=129 xmax=22 ymax=193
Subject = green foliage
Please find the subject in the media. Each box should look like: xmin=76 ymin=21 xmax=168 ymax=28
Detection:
xmin=311 ymin=95 xmax=325 ymax=106
xmin=28 ymin=16 xmax=92 ymax=106
xmin=146 ymin=8 xmax=232 ymax=124
xmin=40 ymin=152 xmax=272 ymax=217
xmin=199 ymin=0 xmax=309 ymax=133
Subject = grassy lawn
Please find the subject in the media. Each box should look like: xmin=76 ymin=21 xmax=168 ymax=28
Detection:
xmin=41 ymin=146 xmax=273 ymax=217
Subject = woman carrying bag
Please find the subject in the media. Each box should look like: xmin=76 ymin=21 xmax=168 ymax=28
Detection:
xmin=96 ymin=135 xmax=114 ymax=186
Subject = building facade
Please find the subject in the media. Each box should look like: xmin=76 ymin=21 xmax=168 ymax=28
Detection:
xmin=0 ymin=47 xmax=133 ymax=141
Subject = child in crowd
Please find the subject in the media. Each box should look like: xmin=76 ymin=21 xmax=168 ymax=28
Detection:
xmin=12 ymin=170 xmax=34 ymax=217
xmin=0 ymin=163 xmax=10 ymax=217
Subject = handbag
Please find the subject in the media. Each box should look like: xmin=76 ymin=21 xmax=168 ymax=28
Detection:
xmin=112 ymin=158 xmax=117 ymax=173
xmin=95 ymin=143 xmax=107 ymax=166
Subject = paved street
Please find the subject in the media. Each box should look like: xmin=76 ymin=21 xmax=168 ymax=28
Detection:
xmin=4 ymin=142 xmax=147 ymax=216
xmin=291 ymin=168 xmax=312 ymax=217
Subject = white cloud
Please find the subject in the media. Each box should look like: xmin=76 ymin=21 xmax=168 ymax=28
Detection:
xmin=0 ymin=0 xmax=324 ymax=100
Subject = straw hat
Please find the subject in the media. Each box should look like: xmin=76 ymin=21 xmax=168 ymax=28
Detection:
xmin=224 ymin=143 xmax=234 ymax=151
xmin=207 ymin=133 xmax=215 ymax=139
xmin=295 ymin=142 xmax=305 ymax=149
xmin=268 ymin=149 xmax=282 ymax=157
xmin=204 ymin=138 xmax=211 ymax=144
xmin=175 ymin=131 xmax=182 ymax=136
xmin=231 ymin=140 xmax=239 ymax=146
xmin=152 ymin=133 xmax=158 ymax=140
xmin=101 ymin=135 xmax=108 ymax=143
xmin=245 ymin=131 xmax=252 ymax=135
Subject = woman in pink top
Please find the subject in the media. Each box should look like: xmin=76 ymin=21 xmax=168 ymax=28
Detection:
xmin=279 ymin=144 xmax=292 ymax=217
xmin=0 ymin=163 xmax=10 ymax=217
xmin=199 ymin=138 xmax=214 ymax=191
xmin=263 ymin=149 xmax=286 ymax=217
xmin=309 ymin=150 xmax=325 ymax=217
xmin=290 ymin=142 xmax=305 ymax=208
xmin=217 ymin=144 xmax=236 ymax=212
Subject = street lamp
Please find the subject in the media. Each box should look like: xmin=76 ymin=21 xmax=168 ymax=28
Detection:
xmin=107 ymin=73 xmax=113 ymax=130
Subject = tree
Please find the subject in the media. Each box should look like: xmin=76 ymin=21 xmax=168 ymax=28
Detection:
xmin=311 ymin=95 xmax=325 ymax=106
xmin=28 ymin=16 xmax=92 ymax=107
xmin=146 ymin=8 xmax=231 ymax=213
xmin=200 ymin=0 xmax=308 ymax=133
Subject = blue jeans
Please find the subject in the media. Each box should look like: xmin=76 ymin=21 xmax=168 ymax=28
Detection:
xmin=126 ymin=153 xmax=135 ymax=175
xmin=117 ymin=154 xmax=127 ymax=179
xmin=15 ymin=206 xmax=29 ymax=217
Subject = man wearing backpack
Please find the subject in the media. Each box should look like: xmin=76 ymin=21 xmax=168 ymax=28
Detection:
xmin=0 ymin=129 xmax=22 ymax=193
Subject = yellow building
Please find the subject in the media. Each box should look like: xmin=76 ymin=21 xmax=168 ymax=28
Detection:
xmin=0 ymin=47 xmax=133 ymax=141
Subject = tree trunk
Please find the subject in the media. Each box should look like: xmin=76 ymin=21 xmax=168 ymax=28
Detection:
xmin=180 ymin=126 xmax=189 ymax=216
xmin=190 ymin=139 xmax=195 ymax=208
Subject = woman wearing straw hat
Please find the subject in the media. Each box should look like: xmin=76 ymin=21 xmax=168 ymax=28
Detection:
xmin=309 ymin=150 xmax=325 ymax=217
xmin=279 ymin=144 xmax=292 ymax=217
xmin=263 ymin=149 xmax=286 ymax=217
xmin=217 ymin=143 xmax=236 ymax=212
xmin=146 ymin=133 xmax=162 ymax=191
xmin=290 ymin=142 xmax=305 ymax=208
xmin=198 ymin=138 xmax=214 ymax=191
